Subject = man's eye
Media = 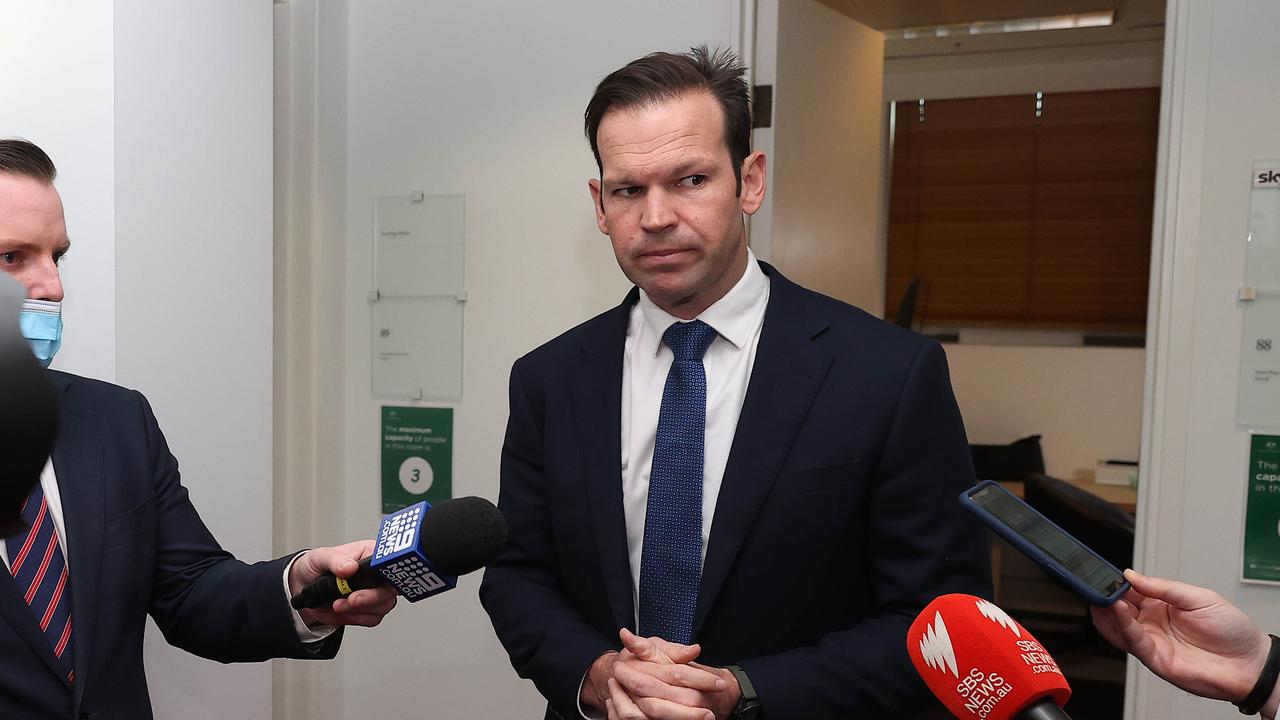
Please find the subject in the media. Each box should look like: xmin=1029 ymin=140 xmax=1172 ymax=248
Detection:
xmin=1 ymin=252 xmax=17 ymax=265
xmin=679 ymin=175 xmax=708 ymax=188
xmin=615 ymin=186 xmax=642 ymax=198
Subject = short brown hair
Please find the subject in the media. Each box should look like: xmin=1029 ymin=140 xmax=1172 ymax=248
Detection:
xmin=584 ymin=45 xmax=751 ymax=193
xmin=0 ymin=139 xmax=57 ymax=183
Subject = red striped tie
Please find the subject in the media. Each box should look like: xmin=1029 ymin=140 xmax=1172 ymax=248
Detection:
xmin=5 ymin=483 xmax=75 ymax=684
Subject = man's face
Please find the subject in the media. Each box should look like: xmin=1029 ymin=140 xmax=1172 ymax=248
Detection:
xmin=0 ymin=173 xmax=68 ymax=301
xmin=589 ymin=91 xmax=765 ymax=319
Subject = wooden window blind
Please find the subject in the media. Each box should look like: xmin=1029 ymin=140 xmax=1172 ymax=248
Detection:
xmin=886 ymin=88 xmax=1159 ymax=332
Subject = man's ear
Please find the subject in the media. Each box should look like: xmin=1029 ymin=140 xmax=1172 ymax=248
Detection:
xmin=588 ymin=178 xmax=609 ymax=234
xmin=739 ymin=151 xmax=767 ymax=215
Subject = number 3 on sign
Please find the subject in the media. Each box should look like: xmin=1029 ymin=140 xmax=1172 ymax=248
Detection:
xmin=399 ymin=457 xmax=434 ymax=494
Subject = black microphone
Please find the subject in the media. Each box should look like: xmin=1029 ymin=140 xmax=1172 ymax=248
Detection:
xmin=0 ymin=274 xmax=58 ymax=537
xmin=291 ymin=495 xmax=507 ymax=610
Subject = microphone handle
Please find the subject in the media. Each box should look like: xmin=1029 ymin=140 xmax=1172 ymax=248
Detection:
xmin=1017 ymin=698 xmax=1072 ymax=720
xmin=290 ymin=556 xmax=386 ymax=610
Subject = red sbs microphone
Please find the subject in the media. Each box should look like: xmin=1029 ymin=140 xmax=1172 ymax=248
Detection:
xmin=907 ymin=594 xmax=1072 ymax=720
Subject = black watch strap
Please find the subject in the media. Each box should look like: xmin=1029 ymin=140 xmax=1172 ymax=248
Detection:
xmin=725 ymin=665 xmax=762 ymax=720
xmin=1238 ymin=634 xmax=1280 ymax=715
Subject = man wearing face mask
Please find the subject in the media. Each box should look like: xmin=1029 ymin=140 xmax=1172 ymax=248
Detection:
xmin=0 ymin=138 xmax=398 ymax=720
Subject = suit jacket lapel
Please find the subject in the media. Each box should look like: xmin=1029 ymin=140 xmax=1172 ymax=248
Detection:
xmin=48 ymin=372 xmax=105 ymax=710
xmin=571 ymin=290 xmax=638 ymax=631
xmin=0 ymin=552 xmax=67 ymax=685
xmin=694 ymin=265 xmax=834 ymax=635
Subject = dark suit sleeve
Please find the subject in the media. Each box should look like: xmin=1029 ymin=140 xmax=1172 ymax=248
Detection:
xmin=737 ymin=341 xmax=992 ymax=718
xmin=135 ymin=391 xmax=342 ymax=662
xmin=480 ymin=359 xmax=617 ymax=716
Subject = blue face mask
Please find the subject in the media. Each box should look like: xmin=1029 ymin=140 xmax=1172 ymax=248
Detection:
xmin=18 ymin=299 xmax=62 ymax=369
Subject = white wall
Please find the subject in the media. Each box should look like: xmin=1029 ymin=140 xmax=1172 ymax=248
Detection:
xmin=113 ymin=2 xmax=276 ymax=718
xmin=310 ymin=4 xmax=741 ymax=719
xmin=883 ymin=40 xmax=1164 ymax=102
xmin=3 ymin=3 xmax=276 ymax=718
xmin=0 ymin=2 xmax=116 ymax=381
xmin=1136 ymin=1 xmax=1280 ymax=717
xmin=947 ymin=345 xmax=1146 ymax=477
xmin=771 ymin=0 xmax=886 ymax=315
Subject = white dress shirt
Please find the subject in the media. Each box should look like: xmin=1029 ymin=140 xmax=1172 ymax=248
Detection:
xmin=579 ymin=249 xmax=770 ymax=718
xmin=620 ymin=248 xmax=770 ymax=612
xmin=1 ymin=458 xmax=333 ymax=644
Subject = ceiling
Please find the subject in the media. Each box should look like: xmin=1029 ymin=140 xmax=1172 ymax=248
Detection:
xmin=813 ymin=0 xmax=1163 ymax=31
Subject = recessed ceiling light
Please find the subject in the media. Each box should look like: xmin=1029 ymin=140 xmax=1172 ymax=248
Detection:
xmin=885 ymin=11 xmax=1115 ymax=40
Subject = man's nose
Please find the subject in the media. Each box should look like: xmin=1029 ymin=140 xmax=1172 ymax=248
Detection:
xmin=27 ymin=261 xmax=64 ymax=303
xmin=640 ymin=189 xmax=677 ymax=233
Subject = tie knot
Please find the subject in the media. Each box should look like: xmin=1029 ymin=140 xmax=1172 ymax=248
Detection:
xmin=663 ymin=320 xmax=718 ymax=361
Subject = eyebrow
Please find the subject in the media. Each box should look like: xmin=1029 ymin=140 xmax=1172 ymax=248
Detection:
xmin=603 ymin=159 xmax=712 ymax=188
xmin=0 ymin=238 xmax=72 ymax=254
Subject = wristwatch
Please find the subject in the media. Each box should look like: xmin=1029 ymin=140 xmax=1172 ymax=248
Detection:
xmin=725 ymin=665 xmax=763 ymax=720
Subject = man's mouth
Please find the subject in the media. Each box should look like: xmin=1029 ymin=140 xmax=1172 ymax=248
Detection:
xmin=641 ymin=247 xmax=691 ymax=258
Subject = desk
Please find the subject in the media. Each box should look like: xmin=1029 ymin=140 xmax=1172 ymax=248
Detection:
xmin=1000 ymin=478 xmax=1137 ymax=514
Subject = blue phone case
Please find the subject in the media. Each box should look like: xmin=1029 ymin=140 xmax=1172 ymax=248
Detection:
xmin=960 ymin=480 xmax=1130 ymax=606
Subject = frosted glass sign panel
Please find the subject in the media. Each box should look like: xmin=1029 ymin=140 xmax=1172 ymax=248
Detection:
xmin=1238 ymin=162 xmax=1280 ymax=426
xmin=375 ymin=194 xmax=465 ymax=297
xmin=371 ymin=194 xmax=466 ymax=400
xmin=373 ymin=297 xmax=463 ymax=399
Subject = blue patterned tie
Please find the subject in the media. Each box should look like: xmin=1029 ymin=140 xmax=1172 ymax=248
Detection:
xmin=638 ymin=319 xmax=718 ymax=644
xmin=5 ymin=483 xmax=75 ymax=684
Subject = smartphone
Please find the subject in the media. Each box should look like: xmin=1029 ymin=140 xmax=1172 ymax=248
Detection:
xmin=960 ymin=480 xmax=1130 ymax=606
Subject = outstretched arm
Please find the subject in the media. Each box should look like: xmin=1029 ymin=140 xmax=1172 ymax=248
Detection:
xmin=1091 ymin=569 xmax=1279 ymax=717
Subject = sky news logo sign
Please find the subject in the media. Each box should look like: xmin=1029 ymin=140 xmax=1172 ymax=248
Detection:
xmin=1255 ymin=167 xmax=1280 ymax=188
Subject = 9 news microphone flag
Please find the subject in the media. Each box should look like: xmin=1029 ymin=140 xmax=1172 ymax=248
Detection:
xmin=907 ymin=594 xmax=1072 ymax=720
xmin=291 ymin=497 xmax=507 ymax=609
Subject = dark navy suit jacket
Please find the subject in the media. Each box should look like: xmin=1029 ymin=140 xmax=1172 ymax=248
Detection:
xmin=0 ymin=372 xmax=339 ymax=719
xmin=480 ymin=262 xmax=991 ymax=719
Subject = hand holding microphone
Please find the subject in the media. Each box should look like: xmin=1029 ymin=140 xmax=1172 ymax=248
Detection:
xmin=908 ymin=594 xmax=1072 ymax=719
xmin=290 ymin=496 xmax=508 ymax=619
xmin=288 ymin=539 xmax=399 ymax=628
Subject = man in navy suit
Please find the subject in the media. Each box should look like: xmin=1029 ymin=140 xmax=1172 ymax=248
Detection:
xmin=0 ymin=138 xmax=398 ymax=719
xmin=480 ymin=47 xmax=991 ymax=720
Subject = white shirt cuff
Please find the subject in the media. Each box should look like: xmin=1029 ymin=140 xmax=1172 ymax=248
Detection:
xmin=282 ymin=551 xmax=339 ymax=644
xmin=577 ymin=668 xmax=606 ymax=720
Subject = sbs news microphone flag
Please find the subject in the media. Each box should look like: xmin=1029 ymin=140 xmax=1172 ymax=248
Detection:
xmin=907 ymin=594 xmax=1071 ymax=720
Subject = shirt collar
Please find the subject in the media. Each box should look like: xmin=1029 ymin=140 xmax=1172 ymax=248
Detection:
xmin=636 ymin=247 xmax=769 ymax=356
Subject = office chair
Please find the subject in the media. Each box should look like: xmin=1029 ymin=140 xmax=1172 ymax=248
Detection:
xmin=893 ymin=278 xmax=922 ymax=329
xmin=1023 ymin=473 xmax=1135 ymax=572
xmin=970 ymin=435 xmax=1045 ymax=484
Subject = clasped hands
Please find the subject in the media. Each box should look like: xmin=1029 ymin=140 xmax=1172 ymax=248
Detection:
xmin=582 ymin=629 xmax=741 ymax=720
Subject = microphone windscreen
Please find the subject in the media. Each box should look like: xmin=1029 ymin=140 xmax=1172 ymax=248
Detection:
xmin=0 ymin=274 xmax=57 ymax=537
xmin=907 ymin=594 xmax=1070 ymax=720
xmin=419 ymin=496 xmax=508 ymax=575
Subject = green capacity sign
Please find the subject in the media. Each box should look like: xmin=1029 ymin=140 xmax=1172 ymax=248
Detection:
xmin=381 ymin=406 xmax=453 ymax=513
xmin=1244 ymin=434 xmax=1280 ymax=582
